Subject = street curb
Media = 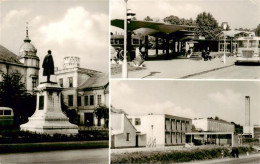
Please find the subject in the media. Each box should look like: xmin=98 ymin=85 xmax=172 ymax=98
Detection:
xmin=179 ymin=64 xmax=235 ymax=79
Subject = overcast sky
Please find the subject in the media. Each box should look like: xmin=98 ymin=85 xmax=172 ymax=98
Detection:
xmin=0 ymin=0 xmax=109 ymax=82
xmin=111 ymin=0 xmax=260 ymax=33
xmin=111 ymin=80 xmax=260 ymax=126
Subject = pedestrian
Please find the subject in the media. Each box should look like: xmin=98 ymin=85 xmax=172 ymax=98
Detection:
xmin=135 ymin=46 xmax=141 ymax=58
xmin=206 ymin=50 xmax=212 ymax=61
xmin=140 ymin=45 xmax=146 ymax=59
xmin=202 ymin=50 xmax=207 ymax=61
xmin=235 ymin=148 xmax=239 ymax=158
xmin=116 ymin=47 xmax=124 ymax=61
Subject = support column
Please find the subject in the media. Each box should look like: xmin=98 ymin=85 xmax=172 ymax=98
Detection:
xmin=232 ymin=133 xmax=234 ymax=147
xmin=172 ymin=39 xmax=176 ymax=56
xmin=155 ymin=37 xmax=159 ymax=57
xmin=145 ymin=35 xmax=149 ymax=60
xmin=166 ymin=35 xmax=170 ymax=60
xmin=127 ymin=31 xmax=132 ymax=61
xmin=230 ymin=38 xmax=233 ymax=53
xmin=176 ymin=41 xmax=179 ymax=55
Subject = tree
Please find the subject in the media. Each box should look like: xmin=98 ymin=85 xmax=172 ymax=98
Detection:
xmin=94 ymin=105 xmax=109 ymax=127
xmin=0 ymin=71 xmax=36 ymax=125
xmin=231 ymin=122 xmax=243 ymax=134
xmin=214 ymin=116 xmax=219 ymax=120
xmin=60 ymin=94 xmax=79 ymax=125
xmin=143 ymin=16 xmax=153 ymax=22
xmin=131 ymin=17 xmax=137 ymax=21
xmin=255 ymin=24 xmax=260 ymax=36
xmin=234 ymin=27 xmax=251 ymax=31
xmin=163 ymin=15 xmax=180 ymax=25
xmin=195 ymin=12 xmax=222 ymax=40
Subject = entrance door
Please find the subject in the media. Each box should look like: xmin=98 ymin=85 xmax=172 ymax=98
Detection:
xmin=84 ymin=113 xmax=94 ymax=126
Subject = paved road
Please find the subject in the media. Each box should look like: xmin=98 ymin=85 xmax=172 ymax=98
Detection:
xmin=188 ymin=64 xmax=260 ymax=79
xmin=0 ymin=148 xmax=108 ymax=164
xmin=189 ymin=153 xmax=260 ymax=164
xmin=112 ymin=57 xmax=236 ymax=79
xmin=214 ymin=156 xmax=260 ymax=164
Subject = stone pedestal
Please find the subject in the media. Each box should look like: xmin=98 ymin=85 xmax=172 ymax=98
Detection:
xmin=20 ymin=83 xmax=78 ymax=135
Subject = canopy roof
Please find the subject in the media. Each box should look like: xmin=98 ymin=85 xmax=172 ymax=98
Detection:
xmin=111 ymin=19 xmax=195 ymax=37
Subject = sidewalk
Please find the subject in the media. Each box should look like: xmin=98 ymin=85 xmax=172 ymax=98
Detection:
xmin=111 ymin=57 xmax=236 ymax=79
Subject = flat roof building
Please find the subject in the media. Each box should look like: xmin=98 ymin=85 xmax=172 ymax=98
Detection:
xmin=127 ymin=114 xmax=192 ymax=147
xmin=192 ymin=118 xmax=235 ymax=133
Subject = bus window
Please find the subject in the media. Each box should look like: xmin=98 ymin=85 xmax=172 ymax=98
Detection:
xmin=259 ymin=41 xmax=260 ymax=48
xmin=4 ymin=110 xmax=11 ymax=115
xmin=238 ymin=40 xmax=247 ymax=48
xmin=0 ymin=110 xmax=3 ymax=115
xmin=249 ymin=40 xmax=257 ymax=48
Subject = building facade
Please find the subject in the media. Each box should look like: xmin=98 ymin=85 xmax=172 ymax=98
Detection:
xmin=127 ymin=114 xmax=192 ymax=147
xmin=111 ymin=111 xmax=138 ymax=148
xmin=0 ymin=28 xmax=39 ymax=93
xmin=55 ymin=56 xmax=108 ymax=127
xmin=193 ymin=118 xmax=235 ymax=132
xmin=218 ymin=30 xmax=255 ymax=53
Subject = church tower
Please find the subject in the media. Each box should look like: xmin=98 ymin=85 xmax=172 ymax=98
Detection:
xmin=19 ymin=23 xmax=40 ymax=92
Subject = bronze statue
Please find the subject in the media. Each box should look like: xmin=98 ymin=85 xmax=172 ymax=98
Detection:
xmin=42 ymin=50 xmax=54 ymax=82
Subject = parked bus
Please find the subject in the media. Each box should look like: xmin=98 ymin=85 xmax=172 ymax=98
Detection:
xmin=0 ymin=107 xmax=14 ymax=127
xmin=236 ymin=36 xmax=260 ymax=64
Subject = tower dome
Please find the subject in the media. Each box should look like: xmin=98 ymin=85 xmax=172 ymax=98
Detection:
xmin=19 ymin=23 xmax=37 ymax=57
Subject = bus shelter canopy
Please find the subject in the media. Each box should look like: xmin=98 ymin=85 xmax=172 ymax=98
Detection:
xmin=111 ymin=19 xmax=195 ymax=37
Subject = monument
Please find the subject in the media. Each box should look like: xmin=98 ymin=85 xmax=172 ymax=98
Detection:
xmin=20 ymin=50 xmax=78 ymax=135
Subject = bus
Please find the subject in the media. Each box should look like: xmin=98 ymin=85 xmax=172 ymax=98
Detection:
xmin=236 ymin=36 xmax=260 ymax=64
xmin=0 ymin=107 xmax=14 ymax=127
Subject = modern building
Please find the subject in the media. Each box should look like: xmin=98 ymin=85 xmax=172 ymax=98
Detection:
xmin=127 ymin=114 xmax=192 ymax=147
xmin=190 ymin=118 xmax=235 ymax=146
xmin=0 ymin=26 xmax=39 ymax=93
xmin=192 ymin=118 xmax=235 ymax=132
xmin=111 ymin=111 xmax=138 ymax=148
xmin=218 ymin=30 xmax=255 ymax=53
xmin=253 ymin=126 xmax=260 ymax=139
xmin=55 ymin=56 xmax=109 ymax=127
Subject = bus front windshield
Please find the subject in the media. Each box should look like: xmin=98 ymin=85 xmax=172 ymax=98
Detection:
xmin=238 ymin=40 xmax=247 ymax=48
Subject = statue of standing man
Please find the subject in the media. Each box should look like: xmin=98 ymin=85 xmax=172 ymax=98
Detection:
xmin=42 ymin=50 xmax=54 ymax=83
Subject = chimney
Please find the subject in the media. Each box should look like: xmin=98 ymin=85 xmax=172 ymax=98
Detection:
xmin=243 ymin=96 xmax=251 ymax=134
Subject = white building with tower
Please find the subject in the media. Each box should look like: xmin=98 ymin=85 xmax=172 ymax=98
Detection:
xmin=0 ymin=25 xmax=39 ymax=93
xmin=55 ymin=56 xmax=109 ymax=128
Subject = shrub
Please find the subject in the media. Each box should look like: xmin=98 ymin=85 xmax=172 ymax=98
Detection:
xmin=111 ymin=146 xmax=254 ymax=163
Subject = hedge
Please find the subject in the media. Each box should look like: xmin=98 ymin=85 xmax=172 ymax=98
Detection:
xmin=111 ymin=146 xmax=254 ymax=163
xmin=0 ymin=130 xmax=108 ymax=144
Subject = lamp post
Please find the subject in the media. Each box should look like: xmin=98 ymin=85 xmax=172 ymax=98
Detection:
xmin=122 ymin=0 xmax=128 ymax=78
xmin=222 ymin=22 xmax=228 ymax=64
xmin=151 ymin=125 xmax=154 ymax=147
